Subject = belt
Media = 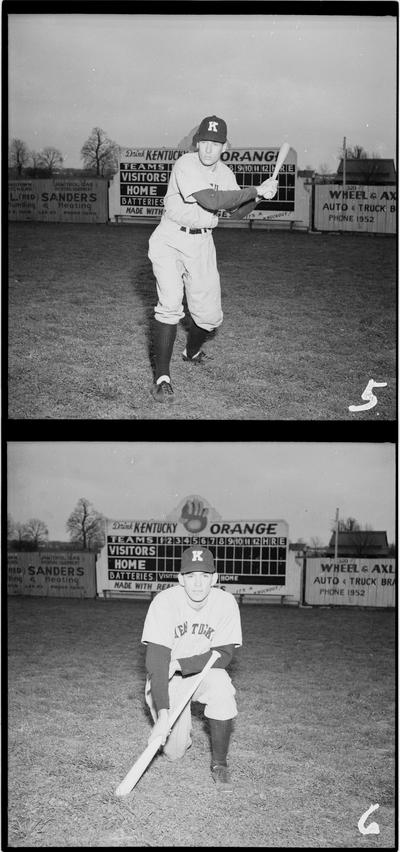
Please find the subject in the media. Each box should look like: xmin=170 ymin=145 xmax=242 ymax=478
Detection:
xmin=180 ymin=226 xmax=211 ymax=234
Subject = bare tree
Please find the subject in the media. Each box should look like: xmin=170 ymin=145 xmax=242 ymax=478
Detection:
xmin=9 ymin=138 xmax=30 ymax=175
xmin=30 ymin=150 xmax=42 ymax=169
xmin=332 ymin=516 xmax=361 ymax=533
xmin=7 ymin=519 xmax=39 ymax=551
xmin=13 ymin=522 xmax=29 ymax=549
xmin=7 ymin=514 xmax=16 ymax=540
xmin=66 ymin=497 xmax=105 ymax=551
xmin=28 ymin=150 xmax=47 ymax=177
xmin=24 ymin=518 xmax=49 ymax=549
xmin=348 ymin=144 xmax=368 ymax=160
xmin=38 ymin=146 xmax=64 ymax=174
xmin=338 ymin=143 xmax=368 ymax=163
xmin=81 ymin=127 xmax=119 ymax=176
xmin=25 ymin=150 xmax=49 ymax=178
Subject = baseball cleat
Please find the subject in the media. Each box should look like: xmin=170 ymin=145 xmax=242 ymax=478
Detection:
xmin=152 ymin=380 xmax=174 ymax=403
xmin=182 ymin=349 xmax=206 ymax=364
xmin=211 ymin=764 xmax=233 ymax=792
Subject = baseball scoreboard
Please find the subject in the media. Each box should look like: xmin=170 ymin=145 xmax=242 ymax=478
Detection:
xmin=108 ymin=147 xmax=297 ymax=223
xmin=96 ymin=501 xmax=289 ymax=597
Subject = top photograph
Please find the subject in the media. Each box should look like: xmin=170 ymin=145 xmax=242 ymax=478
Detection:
xmin=7 ymin=8 xmax=397 ymax=421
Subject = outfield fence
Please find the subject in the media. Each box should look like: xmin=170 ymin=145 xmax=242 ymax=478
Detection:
xmin=7 ymin=551 xmax=96 ymax=598
xmin=313 ymin=184 xmax=396 ymax=234
xmin=303 ymin=557 xmax=396 ymax=607
xmin=8 ymin=178 xmax=109 ymax=223
xmin=8 ymin=176 xmax=396 ymax=234
xmin=7 ymin=550 xmax=396 ymax=607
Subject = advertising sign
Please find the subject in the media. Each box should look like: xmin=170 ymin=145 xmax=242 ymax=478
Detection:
xmin=109 ymin=148 xmax=297 ymax=223
xmin=7 ymin=551 xmax=97 ymax=598
xmin=97 ymin=495 xmax=289 ymax=597
xmin=314 ymin=185 xmax=396 ymax=233
xmin=304 ymin=557 xmax=396 ymax=607
xmin=8 ymin=179 xmax=108 ymax=223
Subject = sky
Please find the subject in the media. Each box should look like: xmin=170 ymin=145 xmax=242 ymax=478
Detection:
xmin=7 ymin=442 xmax=396 ymax=545
xmin=8 ymin=10 xmax=397 ymax=171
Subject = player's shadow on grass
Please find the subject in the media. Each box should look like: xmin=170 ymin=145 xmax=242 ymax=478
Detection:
xmin=132 ymin=265 xmax=217 ymax=380
xmin=130 ymin=263 xmax=157 ymax=378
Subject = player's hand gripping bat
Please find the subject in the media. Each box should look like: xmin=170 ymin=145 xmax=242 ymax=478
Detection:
xmin=258 ymin=142 xmax=290 ymax=199
xmin=115 ymin=650 xmax=221 ymax=796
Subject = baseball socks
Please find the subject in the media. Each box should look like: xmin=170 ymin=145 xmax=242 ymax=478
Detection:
xmin=183 ymin=318 xmax=212 ymax=362
xmin=152 ymin=320 xmax=177 ymax=401
xmin=208 ymin=718 xmax=234 ymax=792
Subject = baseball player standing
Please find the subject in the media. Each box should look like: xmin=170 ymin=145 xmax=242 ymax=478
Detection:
xmin=141 ymin=546 xmax=242 ymax=791
xmin=148 ymin=114 xmax=278 ymax=402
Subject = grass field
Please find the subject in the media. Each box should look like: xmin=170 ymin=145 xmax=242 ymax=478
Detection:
xmin=8 ymin=223 xmax=397 ymax=420
xmin=7 ymin=596 xmax=396 ymax=848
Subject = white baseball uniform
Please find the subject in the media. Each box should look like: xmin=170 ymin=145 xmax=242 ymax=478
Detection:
xmin=148 ymin=152 xmax=240 ymax=330
xmin=141 ymin=585 xmax=242 ymax=761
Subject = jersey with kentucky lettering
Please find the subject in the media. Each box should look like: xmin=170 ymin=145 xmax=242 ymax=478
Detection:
xmin=163 ymin=152 xmax=240 ymax=230
xmin=141 ymin=585 xmax=242 ymax=659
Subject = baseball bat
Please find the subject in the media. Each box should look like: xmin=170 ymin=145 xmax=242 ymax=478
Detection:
xmin=271 ymin=142 xmax=290 ymax=180
xmin=115 ymin=649 xmax=221 ymax=796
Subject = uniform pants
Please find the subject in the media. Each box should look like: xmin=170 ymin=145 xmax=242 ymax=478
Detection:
xmin=145 ymin=669 xmax=237 ymax=761
xmin=148 ymin=218 xmax=223 ymax=331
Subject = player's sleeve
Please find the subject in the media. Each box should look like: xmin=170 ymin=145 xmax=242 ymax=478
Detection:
xmin=217 ymin=165 xmax=260 ymax=217
xmin=192 ymin=186 xmax=258 ymax=212
xmin=178 ymin=644 xmax=235 ymax=676
xmin=145 ymin=642 xmax=171 ymax=712
xmin=141 ymin=596 xmax=175 ymax=711
xmin=229 ymin=197 xmax=260 ymax=220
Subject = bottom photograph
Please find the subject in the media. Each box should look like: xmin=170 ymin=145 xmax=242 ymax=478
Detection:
xmin=6 ymin=441 xmax=396 ymax=848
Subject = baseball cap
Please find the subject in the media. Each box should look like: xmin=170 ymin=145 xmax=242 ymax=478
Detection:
xmin=180 ymin=547 xmax=215 ymax=574
xmin=195 ymin=115 xmax=227 ymax=144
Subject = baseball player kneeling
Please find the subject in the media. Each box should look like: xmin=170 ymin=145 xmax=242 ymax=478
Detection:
xmin=148 ymin=114 xmax=278 ymax=402
xmin=141 ymin=547 xmax=242 ymax=791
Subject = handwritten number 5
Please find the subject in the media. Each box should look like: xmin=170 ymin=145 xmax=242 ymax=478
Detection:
xmin=349 ymin=379 xmax=387 ymax=413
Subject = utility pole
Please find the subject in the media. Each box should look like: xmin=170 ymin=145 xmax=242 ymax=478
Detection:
xmin=334 ymin=507 xmax=339 ymax=560
xmin=343 ymin=137 xmax=346 ymax=188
